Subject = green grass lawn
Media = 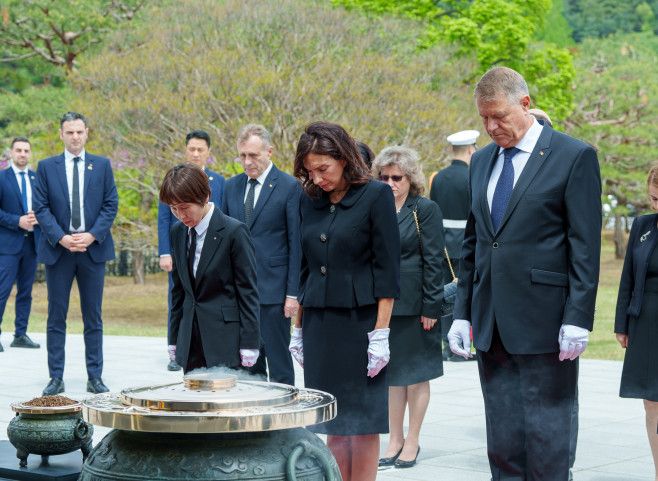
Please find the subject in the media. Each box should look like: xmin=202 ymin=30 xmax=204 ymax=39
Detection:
xmin=5 ymin=238 xmax=628 ymax=360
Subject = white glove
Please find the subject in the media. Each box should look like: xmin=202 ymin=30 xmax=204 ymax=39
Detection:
xmin=240 ymin=348 xmax=259 ymax=367
xmin=367 ymin=328 xmax=390 ymax=378
xmin=289 ymin=327 xmax=304 ymax=368
xmin=168 ymin=345 xmax=176 ymax=361
xmin=448 ymin=319 xmax=473 ymax=359
xmin=558 ymin=324 xmax=589 ymax=361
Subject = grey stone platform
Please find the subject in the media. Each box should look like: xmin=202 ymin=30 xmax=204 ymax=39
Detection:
xmin=0 ymin=332 xmax=654 ymax=480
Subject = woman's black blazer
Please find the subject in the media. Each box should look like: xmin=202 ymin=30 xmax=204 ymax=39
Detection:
xmin=298 ymin=180 xmax=400 ymax=308
xmin=615 ymin=213 xmax=658 ymax=334
xmin=393 ymin=195 xmax=445 ymax=319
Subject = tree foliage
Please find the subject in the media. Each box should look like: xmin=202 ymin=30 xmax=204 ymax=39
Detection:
xmin=564 ymin=0 xmax=658 ymax=41
xmin=0 ymin=0 xmax=145 ymax=71
xmin=332 ymin=0 xmax=577 ymax=120
xmin=69 ymin=0 xmax=481 ymax=269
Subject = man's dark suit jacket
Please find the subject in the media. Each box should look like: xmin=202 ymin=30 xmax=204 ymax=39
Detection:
xmin=221 ymin=164 xmax=301 ymax=305
xmin=453 ymin=124 xmax=601 ymax=354
xmin=0 ymin=167 xmax=40 ymax=254
xmin=429 ymin=159 xmax=469 ymax=260
xmin=392 ymin=195 xmax=444 ymax=319
xmin=158 ymin=168 xmax=224 ymax=258
xmin=615 ymin=213 xmax=658 ymax=332
xmin=33 ymin=153 xmax=118 ymax=265
xmin=169 ymin=207 xmax=260 ymax=369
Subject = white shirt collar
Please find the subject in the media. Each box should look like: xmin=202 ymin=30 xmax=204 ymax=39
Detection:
xmin=253 ymin=161 xmax=273 ymax=185
xmin=10 ymin=163 xmax=28 ymax=174
xmin=191 ymin=202 xmax=214 ymax=236
xmin=64 ymin=149 xmax=86 ymax=162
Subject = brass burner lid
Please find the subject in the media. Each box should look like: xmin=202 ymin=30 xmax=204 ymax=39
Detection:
xmin=11 ymin=401 xmax=82 ymax=415
xmin=82 ymin=373 xmax=336 ymax=433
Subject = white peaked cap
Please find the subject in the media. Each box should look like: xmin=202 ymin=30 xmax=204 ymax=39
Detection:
xmin=447 ymin=130 xmax=481 ymax=146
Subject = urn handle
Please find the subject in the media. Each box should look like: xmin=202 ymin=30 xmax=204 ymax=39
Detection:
xmin=286 ymin=439 xmax=340 ymax=481
xmin=74 ymin=419 xmax=89 ymax=439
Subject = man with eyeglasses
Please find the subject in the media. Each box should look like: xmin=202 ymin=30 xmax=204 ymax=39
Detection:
xmin=429 ymin=129 xmax=479 ymax=361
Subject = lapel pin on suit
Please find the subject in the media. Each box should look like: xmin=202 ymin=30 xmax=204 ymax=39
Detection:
xmin=209 ymin=176 xmax=214 ymax=180
xmin=88 ymin=164 xmax=93 ymax=170
xmin=30 ymin=175 xmax=35 ymax=180
xmin=269 ymin=184 xmax=273 ymax=188
xmin=641 ymin=231 xmax=651 ymax=242
xmin=540 ymin=151 xmax=544 ymax=156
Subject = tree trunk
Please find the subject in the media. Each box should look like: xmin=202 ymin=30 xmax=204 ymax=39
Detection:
xmin=614 ymin=213 xmax=626 ymax=259
xmin=133 ymin=250 xmax=146 ymax=284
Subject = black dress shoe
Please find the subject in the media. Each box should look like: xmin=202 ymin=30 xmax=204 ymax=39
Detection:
xmin=11 ymin=334 xmax=40 ymax=348
xmin=379 ymin=446 xmax=403 ymax=466
xmin=42 ymin=378 xmax=65 ymax=396
xmin=394 ymin=446 xmax=420 ymax=468
xmin=87 ymin=378 xmax=109 ymax=394
xmin=167 ymin=359 xmax=182 ymax=371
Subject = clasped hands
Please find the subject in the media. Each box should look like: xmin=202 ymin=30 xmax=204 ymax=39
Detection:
xmin=59 ymin=232 xmax=96 ymax=252
xmin=448 ymin=320 xmax=589 ymax=361
xmin=18 ymin=211 xmax=38 ymax=230
xmin=167 ymin=345 xmax=260 ymax=367
xmin=288 ymin=327 xmax=390 ymax=378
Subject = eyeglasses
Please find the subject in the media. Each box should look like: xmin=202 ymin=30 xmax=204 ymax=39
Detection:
xmin=379 ymin=175 xmax=405 ymax=182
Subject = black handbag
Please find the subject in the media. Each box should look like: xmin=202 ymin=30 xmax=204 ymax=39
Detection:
xmin=412 ymin=204 xmax=457 ymax=318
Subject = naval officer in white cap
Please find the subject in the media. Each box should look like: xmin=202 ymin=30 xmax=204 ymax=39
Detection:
xmin=429 ymin=129 xmax=479 ymax=361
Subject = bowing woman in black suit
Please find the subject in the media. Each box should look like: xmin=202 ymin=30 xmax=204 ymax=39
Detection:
xmin=615 ymin=164 xmax=658 ymax=479
xmin=290 ymin=122 xmax=400 ymax=481
xmin=371 ymin=146 xmax=445 ymax=469
xmin=159 ymin=164 xmax=260 ymax=374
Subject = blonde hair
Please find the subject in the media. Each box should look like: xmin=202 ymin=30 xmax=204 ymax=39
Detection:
xmin=371 ymin=146 xmax=426 ymax=197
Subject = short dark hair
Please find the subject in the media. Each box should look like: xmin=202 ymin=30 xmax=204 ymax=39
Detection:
xmin=10 ymin=137 xmax=30 ymax=148
xmin=159 ymin=163 xmax=211 ymax=206
xmin=293 ymin=121 xmax=370 ymax=197
xmin=357 ymin=141 xmax=375 ymax=170
xmin=185 ymin=130 xmax=211 ymax=148
xmin=60 ymin=112 xmax=87 ymax=128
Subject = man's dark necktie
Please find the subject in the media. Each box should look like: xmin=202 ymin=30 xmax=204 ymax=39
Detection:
xmin=244 ymin=178 xmax=258 ymax=225
xmin=19 ymin=171 xmax=28 ymax=213
xmin=188 ymin=227 xmax=197 ymax=287
xmin=491 ymin=147 xmax=520 ymax=231
xmin=71 ymin=157 xmax=81 ymax=230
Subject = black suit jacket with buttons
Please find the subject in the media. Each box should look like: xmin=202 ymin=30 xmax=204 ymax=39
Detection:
xmin=453 ymin=124 xmax=602 ymax=354
xmin=169 ymin=207 xmax=260 ymax=368
xmin=615 ymin=213 xmax=658 ymax=333
xmin=298 ymin=180 xmax=400 ymax=308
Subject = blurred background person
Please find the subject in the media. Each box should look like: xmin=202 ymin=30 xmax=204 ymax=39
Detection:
xmin=357 ymin=140 xmax=375 ymax=171
xmin=430 ymin=129 xmax=479 ymax=362
xmin=291 ymin=121 xmax=400 ymax=481
xmin=615 ymin=164 xmax=658 ymax=481
xmin=158 ymin=130 xmax=225 ymax=371
xmin=372 ymin=146 xmax=445 ymax=469
xmin=0 ymin=137 xmax=41 ymax=351
xmin=159 ymin=163 xmax=259 ymax=374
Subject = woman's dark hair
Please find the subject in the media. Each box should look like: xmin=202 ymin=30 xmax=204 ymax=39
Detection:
xmin=293 ymin=121 xmax=371 ymax=197
xmin=159 ymin=163 xmax=211 ymax=206
xmin=357 ymin=141 xmax=375 ymax=170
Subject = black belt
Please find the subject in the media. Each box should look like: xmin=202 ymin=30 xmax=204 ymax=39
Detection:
xmin=24 ymin=231 xmax=34 ymax=238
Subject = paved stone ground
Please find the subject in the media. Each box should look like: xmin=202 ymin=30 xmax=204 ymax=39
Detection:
xmin=0 ymin=332 xmax=654 ymax=480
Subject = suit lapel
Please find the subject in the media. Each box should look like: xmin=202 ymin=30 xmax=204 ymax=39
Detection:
xmin=496 ymin=128 xmax=553 ymax=233
xmin=234 ymin=174 xmax=248 ymax=223
xmin=479 ymin=146 xmax=498 ymax=235
xmin=4 ymin=168 xmax=24 ymax=212
xmin=398 ymin=196 xmax=415 ymax=225
xmin=248 ymin=165 xmax=277 ymax=227
xmin=83 ymin=155 xmax=94 ymax=199
xmin=194 ymin=209 xmax=225 ymax=283
xmin=55 ymin=155 xmax=71 ymax=209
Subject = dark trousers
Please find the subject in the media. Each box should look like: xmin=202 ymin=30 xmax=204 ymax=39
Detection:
xmin=0 ymin=238 xmax=37 ymax=337
xmin=478 ymin=324 xmax=577 ymax=481
xmin=184 ymin=315 xmax=207 ymax=374
xmin=249 ymin=303 xmax=294 ymax=385
xmin=45 ymin=250 xmax=106 ymax=379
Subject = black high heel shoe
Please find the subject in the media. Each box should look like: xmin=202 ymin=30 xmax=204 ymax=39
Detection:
xmin=378 ymin=446 xmax=403 ymax=467
xmin=394 ymin=446 xmax=420 ymax=468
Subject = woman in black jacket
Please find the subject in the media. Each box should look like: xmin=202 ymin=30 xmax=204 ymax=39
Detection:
xmin=371 ymin=146 xmax=445 ymax=469
xmin=290 ymin=122 xmax=400 ymax=481
xmin=615 ymin=164 xmax=658 ymax=478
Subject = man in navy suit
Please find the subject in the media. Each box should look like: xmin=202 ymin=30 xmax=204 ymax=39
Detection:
xmin=0 ymin=137 xmax=41 ymax=352
xmin=448 ymin=68 xmax=601 ymax=480
xmin=158 ymin=130 xmax=225 ymax=371
xmin=33 ymin=112 xmax=119 ymax=396
xmin=222 ymin=124 xmax=301 ymax=385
